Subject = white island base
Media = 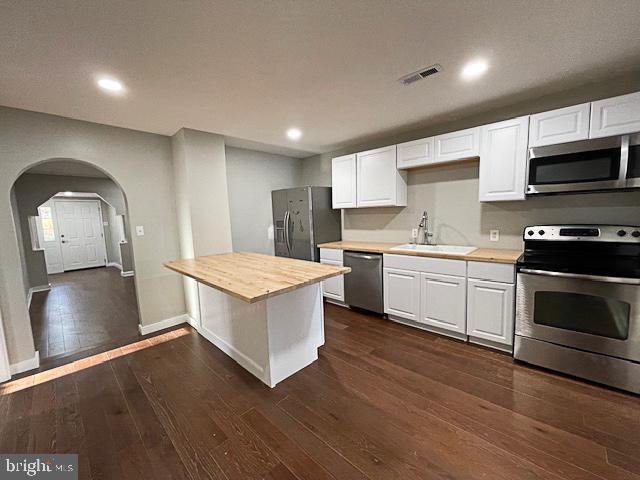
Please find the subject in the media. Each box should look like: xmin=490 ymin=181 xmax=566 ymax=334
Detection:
xmin=196 ymin=282 xmax=325 ymax=388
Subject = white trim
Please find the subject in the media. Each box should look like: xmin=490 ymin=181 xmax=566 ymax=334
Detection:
xmin=27 ymin=284 xmax=51 ymax=310
xmin=186 ymin=315 xmax=199 ymax=330
xmin=106 ymin=261 xmax=123 ymax=270
xmin=10 ymin=350 xmax=40 ymax=376
xmin=468 ymin=336 xmax=513 ymax=354
xmin=388 ymin=314 xmax=468 ymax=341
xmin=138 ymin=314 xmax=191 ymax=335
xmin=121 ymin=270 xmax=134 ymax=277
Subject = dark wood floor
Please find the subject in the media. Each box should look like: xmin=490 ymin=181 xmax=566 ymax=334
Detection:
xmin=30 ymin=267 xmax=140 ymax=365
xmin=2 ymin=302 xmax=640 ymax=480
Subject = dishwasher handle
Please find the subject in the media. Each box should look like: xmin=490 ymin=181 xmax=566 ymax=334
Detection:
xmin=344 ymin=251 xmax=379 ymax=261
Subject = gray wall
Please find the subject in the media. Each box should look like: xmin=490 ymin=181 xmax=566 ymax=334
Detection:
xmin=12 ymin=174 xmax=135 ymax=290
xmin=301 ymin=74 xmax=640 ymax=249
xmin=0 ymin=106 xmax=185 ymax=364
xmin=225 ymin=146 xmax=303 ymax=254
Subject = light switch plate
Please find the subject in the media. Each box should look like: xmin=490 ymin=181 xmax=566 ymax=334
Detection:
xmin=411 ymin=228 xmax=418 ymax=239
xmin=136 ymin=225 xmax=145 ymax=236
xmin=489 ymin=229 xmax=500 ymax=242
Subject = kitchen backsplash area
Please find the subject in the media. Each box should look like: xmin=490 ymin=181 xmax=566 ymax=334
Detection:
xmin=339 ymin=162 xmax=640 ymax=249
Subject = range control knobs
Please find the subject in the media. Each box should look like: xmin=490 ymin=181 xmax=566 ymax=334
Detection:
xmin=527 ymin=230 xmax=534 ymax=236
xmin=617 ymin=230 xmax=627 ymax=237
xmin=632 ymin=230 xmax=640 ymax=238
xmin=538 ymin=230 xmax=545 ymax=236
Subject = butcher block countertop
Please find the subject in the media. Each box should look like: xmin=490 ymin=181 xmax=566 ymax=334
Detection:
xmin=164 ymin=252 xmax=351 ymax=303
xmin=318 ymin=241 xmax=522 ymax=264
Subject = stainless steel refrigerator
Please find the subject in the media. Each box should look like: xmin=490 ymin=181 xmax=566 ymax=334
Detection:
xmin=272 ymin=186 xmax=341 ymax=261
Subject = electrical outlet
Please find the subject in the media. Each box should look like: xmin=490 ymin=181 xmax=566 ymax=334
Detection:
xmin=411 ymin=228 xmax=418 ymax=239
xmin=267 ymin=225 xmax=274 ymax=240
xmin=136 ymin=225 xmax=145 ymax=236
xmin=489 ymin=229 xmax=500 ymax=242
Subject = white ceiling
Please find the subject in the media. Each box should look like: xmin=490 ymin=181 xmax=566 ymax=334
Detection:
xmin=2 ymin=0 xmax=640 ymax=157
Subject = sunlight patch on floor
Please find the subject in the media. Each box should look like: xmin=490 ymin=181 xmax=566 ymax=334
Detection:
xmin=0 ymin=327 xmax=191 ymax=395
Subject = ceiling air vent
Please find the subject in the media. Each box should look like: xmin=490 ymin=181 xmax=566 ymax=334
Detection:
xmin=398 ymin=64 xmax=442 ymax=86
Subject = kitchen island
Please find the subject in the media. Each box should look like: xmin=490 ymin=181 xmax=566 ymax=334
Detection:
xmin=164 ymin=252 xmax=350 ymax=387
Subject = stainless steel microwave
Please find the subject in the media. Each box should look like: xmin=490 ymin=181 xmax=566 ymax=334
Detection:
xmin=526 ymin=134 xmax=640 ymax=195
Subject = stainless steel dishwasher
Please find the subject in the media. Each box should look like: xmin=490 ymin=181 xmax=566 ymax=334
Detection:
xmin=343 ymin=251 xmax=384 ymax=314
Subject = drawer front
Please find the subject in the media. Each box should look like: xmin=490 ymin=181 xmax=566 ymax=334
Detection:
xmin=467 ymin=261 xmax=515 ymax=283
xmin=383 ymin=254 xmax=466 ymax=277
xmin=320 ymin=248 xmax=343 ymax=262
xmin=320 ymin=259 xmax=344 ymax=301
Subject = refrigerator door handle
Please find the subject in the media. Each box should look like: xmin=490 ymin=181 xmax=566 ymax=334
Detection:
xmin=284 ymin=210 xmax=292 ymax=255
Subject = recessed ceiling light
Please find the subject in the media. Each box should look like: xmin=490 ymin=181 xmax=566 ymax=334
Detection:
xmin=97 ymin=77 xmax=124 ymax=93
xmin=461 ymin=59 xmax=489 ymax=80
xmin=287 ymin=128 xmax=302 ymax=141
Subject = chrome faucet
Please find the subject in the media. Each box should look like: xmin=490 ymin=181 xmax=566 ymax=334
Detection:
xmin=417 ymin=210 xmax=434 ymax=245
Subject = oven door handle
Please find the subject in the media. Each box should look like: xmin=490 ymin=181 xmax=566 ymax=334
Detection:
xmin=519 ymin=268 xmax=640 ymax=285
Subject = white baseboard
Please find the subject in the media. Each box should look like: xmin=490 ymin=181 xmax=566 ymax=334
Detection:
xmin=138 ymin=314 xmax=192 ymax=335
xmin=10 ymin=350 xmax=40 ymax=376
xmin=186 ymin=315 xmax=200 ymax=329
xmin=27 ymin=284 xmax=51 ymax=309
xmin=121 ymin=270 xmax=134 ymax=277
xmin=107 ymin=262 xmax=123 ymax=270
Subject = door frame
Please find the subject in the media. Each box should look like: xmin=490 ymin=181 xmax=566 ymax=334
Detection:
xmin=0 ymin=308 xmax=10 ymax=382
xmin=53 ymin=198 xmax=108 ymax=272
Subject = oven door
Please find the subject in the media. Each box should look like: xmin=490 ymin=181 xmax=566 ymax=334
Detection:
xmin=516 ymin=269 xmax=640 ymax=362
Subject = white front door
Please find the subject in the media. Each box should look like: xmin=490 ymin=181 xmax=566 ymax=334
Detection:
xmin=36 ymin=201 xmax=64 ymax=274
xmin=55 ymin=200 xmax=106 ymax=271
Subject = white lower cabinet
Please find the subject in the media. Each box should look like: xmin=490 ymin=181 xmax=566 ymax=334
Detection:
xmin=321 ymin=259 xmax=344 ymax=301
xmin=419 ymin=272 xmax=466 ymax=335
xmin=320 ymin=249 xmax=345 ymax=303
xmin=383 ymin=268 xmax=420 ymax=321
xmin=383 ymin=254 xmax=516 ymax=351
xmin=466 ymin=279 xmax=514 ymax=347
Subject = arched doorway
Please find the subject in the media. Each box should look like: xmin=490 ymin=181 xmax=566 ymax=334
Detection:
xmin=10 ymin=158 xmax=142 ymax=368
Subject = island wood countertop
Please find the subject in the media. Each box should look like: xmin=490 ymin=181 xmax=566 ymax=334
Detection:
xmin=164 ymin=252 xmax=351 ymax=303
xmin=317 ymin=241 xmax=522 ymax=264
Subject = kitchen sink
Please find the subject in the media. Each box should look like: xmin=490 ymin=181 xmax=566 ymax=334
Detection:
xmin=390 ymin=244 xmax=477 ymax=255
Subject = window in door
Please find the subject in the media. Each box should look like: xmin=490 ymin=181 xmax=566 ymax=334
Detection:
xmin=38 ymin=206 xmax=56 ymax=242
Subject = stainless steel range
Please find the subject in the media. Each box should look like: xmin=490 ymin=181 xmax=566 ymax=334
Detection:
xmin=514 ymin=225 xmax=640 ymax=394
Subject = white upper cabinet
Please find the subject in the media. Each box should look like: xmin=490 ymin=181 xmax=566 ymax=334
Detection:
xmin=356 ymin=146 xmax=407 ymax=207
xmin=396 ymin=136 xmax=434 ymax=169
xmin=434 ymin=127 xmax=480 ymax=163
xmin=590 ymin=91 xmax=640 ymax=138
xmin=478 ymin=116 xmax=530 ymax=202
xmin=331 ymin=154 xmax=357 ymax=208
xmin=528 ymin=103 xmax=590 ymax=147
